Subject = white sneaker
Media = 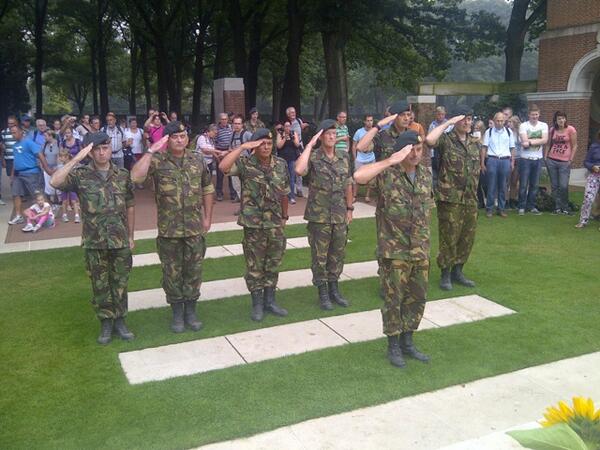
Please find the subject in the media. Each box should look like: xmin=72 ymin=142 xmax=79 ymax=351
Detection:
xmin=22 ymin=223 xmax=34 ymax=232
xmin=32 ymin=224 xmax=41 ymax=232
xmin=74 ymin=214 xmax=81 ymax=223
xmin=518 ymin=209 xmax=525 ymax=216
xmin=0 ymin=199 xmax=6 ymax=205
xmin=9 ymin=215 xmax=24 ymax=225
xmin=62 ymin=214 xmax=69 ymax=222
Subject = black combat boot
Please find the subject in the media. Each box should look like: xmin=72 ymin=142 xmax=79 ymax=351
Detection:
xmin=400 ymin=331 xmax=430 ymax=362
xmin=250 ymin=290 xmax=265 ymax=321
xmin=170 ymin=302 xmax=185 ymax=333
xmin=113 ymin=317 xmax=135 ymax=341
xmin=97 ymin=318 xmax=113 ymax=345
xmin=328 ymin=281 xmax=349 ymax=307
xmin=451 ymin=264 xmax=475 ymax=287
xmin=184 ymin=300 xmax=203 ymax=331
xmin=387 ymin=335 xmax=406 ymax=368
xmin=317 ymin=283 xmax=333 ymax=310
xmin=440 ymin=268 xmax=452 ymax=291
xmin=264 ymin=287 xmax=288 ymax=317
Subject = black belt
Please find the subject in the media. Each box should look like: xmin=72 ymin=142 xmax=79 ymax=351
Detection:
xmin=488 ymin=155 xmax=511 ymax=160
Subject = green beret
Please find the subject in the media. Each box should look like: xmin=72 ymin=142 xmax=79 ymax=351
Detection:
xmin=453 ymin=105 xmax=473 ymax=117
xmin=393 ymin=130 xmax=422 ymax=152
xmin=389 ymin=101 xmax=411 ymax=115
xmin=83 ymin=132 xmax=110 ymax=147
xmin=250 ymin=128 xmax=273 ymax=141
xmin=317 ymin=119 xmax=336 ymax=133
xmin=164 ymin=121 xmax=187 ymax=136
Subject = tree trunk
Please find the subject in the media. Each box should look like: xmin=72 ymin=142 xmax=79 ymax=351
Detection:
xmin=318 ymin=88 xmax=328 ymax=122
xmin=271 ymin=74 xmax=283 ymax=122
xmin=211 ymin=20 xmax=226 ymax=121
xmin=129 ymin=41 xmax=138 ymax=115
xmin=90 ymin=42 xmax=99 ymax=115
xmin=33 ymin=0 xmax=48 ymax=117
xmin=227 ymin=0 xmax=247 ymax=79
xmin=97 ymin=0 xmax=109 ymax=116
xmin=504 ymin=0 xmax=529 ymax=82
xmin=322 ymin=30 xmax=348 ymax=117
xmin=191 ymin=3 xmax=209 ymax=129
xmin=280 ymin=0 xmax=305 ymax=118
xmin=155 ymin=43 xmax=170 ymax=113
xmin=140 ymin=39 xmax=152 ymax=112
xmin=246 ymin=19 xmax=262 ymax=113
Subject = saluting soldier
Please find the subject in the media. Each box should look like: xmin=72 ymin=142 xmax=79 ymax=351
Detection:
xmin=51 ymin=132 xmax=136 ymax=345
xmin=354 ymin=131 xmax=433 ymax=368
xmin=219 ymin=128 xmax=290 ymax=321
xmin=425 ymin=106 xmax=480 ymax=291
xmin=295 ymin=120 xmax=353 ymax=310
xmin=131 ymin=121 xmax=214 ymax=333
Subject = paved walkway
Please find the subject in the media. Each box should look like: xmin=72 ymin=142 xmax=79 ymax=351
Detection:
xmin=196 ymin=351 xmax=600 ymax=449
xmin=119 ymin=295 xmax=514 ymax=384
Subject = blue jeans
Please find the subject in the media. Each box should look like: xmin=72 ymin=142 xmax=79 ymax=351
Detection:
xmin=287 ymin=160 xmax=297 ymax=200
xmin=545 ymin=158 xmax=571 ymax=211
xmin=485 ymin=157 xmax=511 ymax=212
xmin=518 ymin=158 xmax=542 ymax=210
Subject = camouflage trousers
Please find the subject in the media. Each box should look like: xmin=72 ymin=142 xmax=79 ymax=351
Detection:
xmin=379 ymin=258 xmax=429 ymax=335
xmin=436 ymin=201 xmax=478 ymax=270
xmin=242 ymin=227 xmax=286 ymax=292
xmin=157 ymin=235 xmax=206 ymax=304
xmin=84 ymin=247 xmax=132 ymax=320
xmin=307 ymin=222 xmax=347 ymax=286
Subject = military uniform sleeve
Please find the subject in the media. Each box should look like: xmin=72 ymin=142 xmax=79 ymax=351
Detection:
xmin=57 ymin=168 xmax=79 ymax=192
xmin=436 ymin=132 xmax=451 ymax=159
xmin=372 ymin=132 xmax=383 ymax=155
xmin=125 ymin=173 xmax=135 ymax=208
xmin=344 ymin=152 xmax=353 ymax=186
xmin=201 ymin=160 xmax=215 ymax=195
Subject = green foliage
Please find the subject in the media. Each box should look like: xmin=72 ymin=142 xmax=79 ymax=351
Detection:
xmin=508 ymin=423 xmax=589 ymax=450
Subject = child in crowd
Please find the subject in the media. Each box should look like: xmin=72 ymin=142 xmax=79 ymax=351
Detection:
xmin=57 ymin=149 xmax=81 ymax=223
xmin=22 ymin=192 xmax=55 ymax=232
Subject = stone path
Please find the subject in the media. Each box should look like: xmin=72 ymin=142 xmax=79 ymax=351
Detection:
xmin=132 ymin=237 xmax=311 ymax=267
xmin=119 ymin=295 xmax=515 ymax=384
xmin=196 ymin=351 xmax=600 ymax=450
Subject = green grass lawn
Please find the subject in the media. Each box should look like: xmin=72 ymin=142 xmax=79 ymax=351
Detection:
xmin=1 ymin=193 xmax=600 ymax=449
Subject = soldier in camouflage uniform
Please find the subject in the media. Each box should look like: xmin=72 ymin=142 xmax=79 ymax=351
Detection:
xmin=426 ymin=106 xmax=480 ymax=291
xmin=219 ymin=128 xmax=290 ymax=321
xmin=355 ymin=131 xmax=433 ymax=368
xmin=131 ymin=121 xmax=214 ymax=333
xmin=295 ymin=119 xmax=354 ymax=310
xmin=51 ymin=132 xmax=136 ymax=345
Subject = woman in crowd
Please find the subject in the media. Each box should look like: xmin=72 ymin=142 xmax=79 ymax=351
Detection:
xmin=61 ymin=128 xmax=82 ymax=158
xmin=545 ymin=111 xmax=577 ymax=215
xmin=276 ymin=121 xmax=301 ymax=204
xmin=575 ymin=130 xmax=600 ymax=228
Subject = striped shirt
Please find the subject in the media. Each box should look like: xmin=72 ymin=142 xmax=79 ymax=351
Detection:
xmin=335 ymin=124 xmax=349 ymax=152
xmin=1 ymin=128 xmax=16 ymax=160
xmin=215 ymin=124 xmax=233 ymax=150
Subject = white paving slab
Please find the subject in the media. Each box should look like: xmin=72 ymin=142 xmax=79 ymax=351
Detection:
xmin=286 ymin=236 xmax=309 ymax=248
xmin=227 ymin=320 xmax=348 ymax=364
xmin=196 ymin=352 xmax=600 ymax=450
xmin=119 ymin=336 xmax=244 ymax=384
xmin=341 ymin=260 xmax=378 ymax=279
xmin=120 ymin=296 xmax=515 ymax=383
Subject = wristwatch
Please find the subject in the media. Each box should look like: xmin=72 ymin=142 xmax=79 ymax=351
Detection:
xmin=374 ymin=124 xmax=381 ymax=131
xmin=346 ymin=206 xmax=354 ymax=211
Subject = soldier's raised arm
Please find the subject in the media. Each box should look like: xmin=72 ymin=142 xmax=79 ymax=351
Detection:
xmin=294 ymin=129 xmax=322 ymax=176
xmin=356 ymin=114 xmax=397 ymax=152
xmin=354 ymin=145 xmax=413 ymax=185
xmin=219 ymin=139 xmax=264 ymax=174
xmin=426 ymin=115 xmax=465 ymax=147
xmin=50 ymin=143 xmax=93 ymax=189
xmin=131 ymin=135 xmax=168 ymax=184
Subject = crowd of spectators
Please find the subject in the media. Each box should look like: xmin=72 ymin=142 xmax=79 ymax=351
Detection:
xmin=1 ymin=102 xmax=599 ymax=234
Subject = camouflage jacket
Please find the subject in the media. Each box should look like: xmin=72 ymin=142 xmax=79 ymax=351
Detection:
xmin=373 ymin=124 xmax=430 ymax=165
xmin=59 ymin=162 xmax=134 ymax=249
xmin=375 ymin=164 xmax=433 ymax=261
xmin=229 ymin=154 xmax=290 ymax=228
xmin=148 ymin=149 xmax=215 ymax=238
xmin=302 ymin=147 xmax=353 ymax=224
xmin=436 ymin=130 xmax=481 ymax=206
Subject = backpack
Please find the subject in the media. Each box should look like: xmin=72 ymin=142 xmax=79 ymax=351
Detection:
xmin=487 ymin=126 xmax=511 ymax=140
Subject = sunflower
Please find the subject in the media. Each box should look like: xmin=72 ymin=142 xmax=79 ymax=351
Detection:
xmin=541 ymin=397 xmax=600 ymax=427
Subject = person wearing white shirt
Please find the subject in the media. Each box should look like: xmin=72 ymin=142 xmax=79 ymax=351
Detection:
xmin=195 ymin=124 xmax=219 ymax=174
xmin=481 ymin=111 xmax=515 ymax=217
xmin=518 ymin=105 xmax=548 ymax=215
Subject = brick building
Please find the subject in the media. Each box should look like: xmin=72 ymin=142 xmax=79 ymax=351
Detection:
xmin=528 ymin=0 xmax=600 ymax=176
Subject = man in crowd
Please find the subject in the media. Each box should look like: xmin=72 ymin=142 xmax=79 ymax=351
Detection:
xmin=286 ymin=106 xmax=308 ymax=197
xmin=214 ymin=112 xmax=234 ymax=201
xmin=244 ymin=107 xmax=265 ymax=134
xmin=76 ymin=115 xmax=92 ymax=137
xmin=51 ymin=132 xmax=135 ymax=345
xmin=518 ymin=104 xmax=548 ymax=215
xmin=428 ymin=106 xmax=448 ymax=190
xmin=102 ymin=112 xmax=126 ymax=169
xmin=351 ymin=114 xmax=376 ymax=202
xmin=7 ymin=124 xmax=53 ymax=225
xmin=228 ymin=114 xmax=252 ymax=205
xmin=220 ymin=128 xmax=290 ymax=321
xmin=0 ymin=116 xmax=19 ymax=206
xmin=34 ymin=119 xmax=48 ymax=146
xmin=90 ymin=116 xmax=101 ymax=133
xmin=21 ymin=115 xmax=35 ymax=140
xmin=426 ymin=106 xmax=480 ymax=291
xmin=335 ymin=111 xmax=349 ymax=153
xmin=354 ymin=131 xmax=433 ymax=368
xmin=131 ymin=122 xmax=214 ymax=333
xmin=295 ymin=119 xmax=353 ymax=310
xmin=195 ymin=124 xmax=219 ymax=174
xmin=481 ymin=111 xmax=515 ymax=218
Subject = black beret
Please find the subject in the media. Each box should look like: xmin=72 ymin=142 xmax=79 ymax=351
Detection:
xmin=388 ymin=101 xmax=411 ymax=115
xmin=393 ymin=130 xmax=422 ymax=152
xmin=453 ymin=104 xmax=473 ymax=117
xmin=164 ymin=121 xmax=187 ymax=136
xmin=83 ymin=132 xmax=110 ymax=147
xmin=250 ymin=128 xmax=273 ymax=141
xmin=249 ymin=107 xmax=258 ymax=114
xmin=317 ymin=119 xmax=337 ymax=133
